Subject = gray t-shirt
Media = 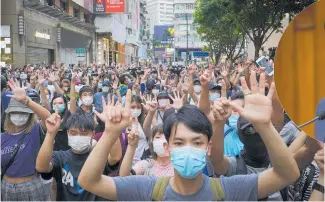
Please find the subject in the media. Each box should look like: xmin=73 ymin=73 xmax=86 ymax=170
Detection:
xmin=226 ymin=157 xmax=282 ymax=201
xmin=113 ymin=174 xmax=258 ymax=201
xmin=279 ymin=121 xmax=300 ymax=145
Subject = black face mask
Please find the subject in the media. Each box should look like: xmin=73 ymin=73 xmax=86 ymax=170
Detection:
xmin=238 ymin=126 xmax=270 ymax=168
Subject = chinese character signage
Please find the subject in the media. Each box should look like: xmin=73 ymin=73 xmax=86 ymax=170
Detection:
xmin=153 ymin=25 xmax=175 ymax=51
xmin=95 ymin=0 xmax=125 ymax=13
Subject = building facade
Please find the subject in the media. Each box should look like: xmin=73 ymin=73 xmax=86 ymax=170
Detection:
xmin=1 ymin=0 xmax=96 ymax=67
xmin=173 ymin=0 xmax=206 ymax=63
xmin=146 ymin=0 xmax=174 ymax=35
xmin=94 ymin=0 xmax=145 ymax=66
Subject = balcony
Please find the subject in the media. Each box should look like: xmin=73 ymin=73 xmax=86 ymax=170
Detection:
xmin=23 ymin=0 xmax=96 ymax=32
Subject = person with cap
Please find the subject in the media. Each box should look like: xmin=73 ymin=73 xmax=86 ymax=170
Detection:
xmin=208 ymin=82 xmax=222 ymax=102
xmin=93 ymin=80 xmax=119 ymax=133
xmin=1 ymin=79 xmax=51 ymax=201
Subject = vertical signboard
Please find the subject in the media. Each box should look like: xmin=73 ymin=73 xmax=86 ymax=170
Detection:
xmin=95 ymin=0 xmax=105 ymax=12
xmin=0 ymin=25 xmax=13 ymax=66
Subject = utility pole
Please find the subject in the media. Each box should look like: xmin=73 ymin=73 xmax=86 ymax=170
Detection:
xmin=186 ymin=13 xmax=189 ymax=66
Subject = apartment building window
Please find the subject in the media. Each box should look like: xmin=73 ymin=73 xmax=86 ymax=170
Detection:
xmin=73 ymin=8 xmax=80 ymax=18
xmin=60 ymin=0 xmax=68 ymax=11
xmin=46 ymin=0 xmax=54 ymax=6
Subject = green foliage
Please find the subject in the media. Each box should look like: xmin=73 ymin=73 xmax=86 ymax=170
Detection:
xmin=194 ymin=0 xmax=316 ymax=59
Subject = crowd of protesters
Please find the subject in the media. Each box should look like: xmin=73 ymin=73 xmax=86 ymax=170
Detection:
xmin=0 ymin=59 xmax=324 ymax=201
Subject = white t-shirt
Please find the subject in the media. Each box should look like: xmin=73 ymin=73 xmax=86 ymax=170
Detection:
xmin=132 ymin=122 xmax=149 ymax=166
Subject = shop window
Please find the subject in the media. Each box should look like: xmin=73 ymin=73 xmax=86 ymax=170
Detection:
xmin=73 ymin=8 xmax=80 ymax=18
xmin=60 ymin=0 xmax=68 ymax=11
xmin=46 ymin=0 xmax=54 ymax=6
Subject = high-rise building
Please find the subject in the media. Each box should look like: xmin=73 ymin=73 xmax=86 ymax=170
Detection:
xmin=173 ymin=0 xmax=206 ymax=63
xmin=146 ymin=0 xmax=174 ymax=34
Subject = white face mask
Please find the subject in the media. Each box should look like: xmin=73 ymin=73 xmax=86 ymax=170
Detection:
xmin=102 ymin=86 xmax=110 ymax=93
xmin=131 ymin=109 xmax=142 ymax=118
xmin=68 ymin=136 xmax=92 ymax=153
xmin=132 ymin=91 xmax=137 ymax=96
xmin=82 ymin=96 xmax=93 ymax=106
xmin=152 ymin=89 xmax=159 ymax=95
xmin=153 ymin=138 xmax=167 ymax=157
xmin=10 ymin=113 xmax=30 ymax=127
xmin=63 ymin=87 xmax=69 ymax=92
xmin=193 ymin=85 xmax=201 ymax=93
xmin=158 ymin=99 xmax=170 ymax=108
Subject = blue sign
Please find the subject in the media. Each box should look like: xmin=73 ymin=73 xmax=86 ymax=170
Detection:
xmin=153 ymin=25 xmax=174 ymax=51
xmin=193 ymin=52 xmax=209 ymax=57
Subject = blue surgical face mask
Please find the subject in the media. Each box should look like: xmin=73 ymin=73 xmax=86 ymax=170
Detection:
xmin=98 ymin=83 xmax=103 ymax=89
xmin=170 ymin=146 xmax=207 ymax=179
xmin=43 ymin=80 xmax=49 ymax=87
xmin=53 ymin=104 xmax=66 ymax=113
xmin=209 ymin=93 xmax=221 ymax=102
xmin=228 ymin=115 xmax=239 ymax=128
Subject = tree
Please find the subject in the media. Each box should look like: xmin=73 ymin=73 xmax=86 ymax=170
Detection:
xmin=195 ymin=0 xmax=316 ymax=59
xmin=150 ymin=37 xmax=159 ymax=62
xmin=194 ymin=0 xmax=246 ymax=63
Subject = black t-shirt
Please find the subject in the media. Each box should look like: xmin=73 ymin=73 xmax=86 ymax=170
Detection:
xmin=51 ymin=150 xmax=119 ymax=201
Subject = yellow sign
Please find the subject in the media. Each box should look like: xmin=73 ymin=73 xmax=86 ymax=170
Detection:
xmin=35 ymin=31 xmax=50 ymax=40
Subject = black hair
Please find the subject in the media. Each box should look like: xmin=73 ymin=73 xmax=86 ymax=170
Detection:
xmin=79 ymin=85 xmax=94 ymax=97
xmin=131 ymin=96 xmax=145 ymax=126
xmin=50 ymin=94 xmax=70 ymax=128
xmin=163 ymin=104 xmax=213 ymax=142
xmin=230 ymin=91 xmax=244 ymax=100
xmin=66 ymin=110 xmax=95 ymax=131
xmin=119 ymin=75 xmax=127 ymax=85
xmin=149 ymin=124 xmax=165 ymax=160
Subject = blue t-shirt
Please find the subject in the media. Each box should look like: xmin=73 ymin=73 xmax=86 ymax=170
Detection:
xmin=113 ymin=174 xmax=258 ymax=201
xmin=1 ymin=90 xmax=13 ymax=110
xmin=1 ymin=123 xmax=43 ymax=177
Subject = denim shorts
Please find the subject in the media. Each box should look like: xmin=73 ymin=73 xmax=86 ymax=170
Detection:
xmin=1 ymin=174 xmax=48 ymax=201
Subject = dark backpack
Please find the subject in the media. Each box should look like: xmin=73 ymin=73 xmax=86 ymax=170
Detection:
xmin=235 ymin=155 xmax=288 ymax=201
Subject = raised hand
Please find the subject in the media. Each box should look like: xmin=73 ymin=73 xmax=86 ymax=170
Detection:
xmin=71 ymin=72 xmax=78 ymax=83
xmin=142 ymin=94 xmax=158 ymax=112
xmin=45 ymin=106 xmax=61 ymax=135
xmin=188 ymin=65 xmax=196 ymax=76
xmin=104 ymin=90 xmax=132 ymax=134
xmin=221 ymin=66 xmax=229 ymax=78
xmin=212 ymin=81 xmax=231 ymax=123
xmin=200 ymin=69 xmax=212 ymax=88
xmin=48 ymin=72 xmax=58 ymax=82
xmin=127 ymin=120 xmax=139 ymax=147
xmin=228 ymin=71 xmax=275 ymax=124
xmin=38 ymin=72 xmax=46 ymax=85
xmin=94 ymin=96 xmax=112 ymax=123
xmin=7 ymin=79 xmax=27 ymax=102
xmin=169 ymin=91 xmax=184 ymax=110
xmin=237 ymin=63 xmax=245 ymax=74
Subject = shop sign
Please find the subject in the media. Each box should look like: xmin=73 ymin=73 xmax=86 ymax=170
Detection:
xmin=35 ymin=31 xmax=50 ymax=40
xmin=95 ymin=0 xmax=125 ymax=13
xmin=76 ymin=48 xmax=86 ymax=54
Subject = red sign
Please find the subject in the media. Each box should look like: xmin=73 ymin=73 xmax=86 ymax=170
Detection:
xmin=105 ymin=0 xmax=125 ymax=13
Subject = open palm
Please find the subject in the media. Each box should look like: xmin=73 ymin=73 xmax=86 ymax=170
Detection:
xmin=7 ymin=79 xmax=27 ymax=102
xmin=229 ymin=71 xmax=275 ymax=124
xmin=169 ymin=91 xmax=184 ymax=110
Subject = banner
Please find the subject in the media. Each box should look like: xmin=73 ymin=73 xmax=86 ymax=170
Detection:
xmin=153 ymin=25 xmax=175 ymax=51
xmin=105 ymin=0 xmax=125 ymax=13
xmin=95 ymin=0 xmax=125 ymax=13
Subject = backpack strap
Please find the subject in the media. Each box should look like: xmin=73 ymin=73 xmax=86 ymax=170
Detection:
xmin=235 ymin=155 xmax=248 ymax=175
xmin=151 ymin=177 xmax=171 ymax=201
xmin=210 ymin=178 xmax=225 ymax=201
